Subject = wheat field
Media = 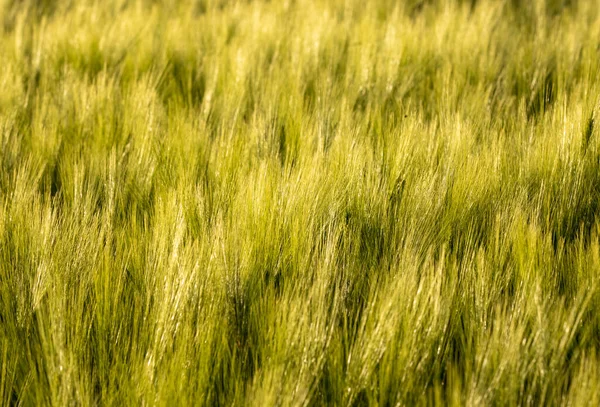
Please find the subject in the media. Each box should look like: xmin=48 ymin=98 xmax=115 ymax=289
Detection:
xmin=1 ymin=0 xmax=600 ymax=405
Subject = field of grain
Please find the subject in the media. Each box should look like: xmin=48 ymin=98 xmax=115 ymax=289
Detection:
xmin=1 ymin=0 xmax=600 ymax=405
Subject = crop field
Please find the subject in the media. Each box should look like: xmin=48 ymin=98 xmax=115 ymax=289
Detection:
xmin=1 ymin=0 xmax=600 ymax=405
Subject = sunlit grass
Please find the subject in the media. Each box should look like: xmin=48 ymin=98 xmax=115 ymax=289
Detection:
xmin=1 ymin=0 xmax=600 ymax=405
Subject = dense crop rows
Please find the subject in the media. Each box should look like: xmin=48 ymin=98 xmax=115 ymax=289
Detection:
xmin=1 ymin=0 xmax=600 ymax=405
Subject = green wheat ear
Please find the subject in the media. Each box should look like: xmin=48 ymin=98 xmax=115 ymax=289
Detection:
xmin=582 ymin=113 xmax=594 ymax=153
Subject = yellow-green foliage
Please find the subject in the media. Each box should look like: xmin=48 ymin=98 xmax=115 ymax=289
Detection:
xmin=1 ymin=0 xmax=600 ymax=405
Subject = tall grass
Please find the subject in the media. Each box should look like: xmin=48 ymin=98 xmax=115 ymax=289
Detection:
xmin=1 ymin=0 xmax=600 ymax=405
